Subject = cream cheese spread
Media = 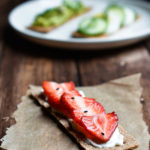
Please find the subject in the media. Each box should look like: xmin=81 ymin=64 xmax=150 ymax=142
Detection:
xmin=86 ymin=128 xmax=124 ymax=148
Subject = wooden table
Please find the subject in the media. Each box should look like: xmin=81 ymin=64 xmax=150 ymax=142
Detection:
xmin=0 ymin=0 xmax=150 ymax=149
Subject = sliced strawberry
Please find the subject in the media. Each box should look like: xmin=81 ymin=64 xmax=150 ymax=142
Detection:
xmin=60 ymin=82 xmax=75 ymax=91
xmin=81 ymin=112 xmax=118 ymax=143
xmin=72 ymin=102 xmax=105 ymax=124
xmin=61 ymin=93 xmax=95 ymax=113
xmin=61 ymin=93 xmax=105 ymax=137
xmin=42 ymin=81 xmax=80 ymax=112
xmin=42 ymin=81 xmax=75 ymax=102
xmin=71 ymin=102 xmax=105 ymax=139
xmin=61 ymin=93 xmax=105 ymax=123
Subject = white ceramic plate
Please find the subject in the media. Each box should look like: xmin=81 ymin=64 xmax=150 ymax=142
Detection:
xmin=8 ymin=0 xmax=150 ymax=50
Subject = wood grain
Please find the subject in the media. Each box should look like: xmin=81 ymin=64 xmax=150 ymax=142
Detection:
xmin=52 ymin=59 xmax=79 ymax=85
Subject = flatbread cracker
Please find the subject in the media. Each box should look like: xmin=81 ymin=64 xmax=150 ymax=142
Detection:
xmin=29 ymin=86 xmax=139 ymax=150
xmin=72 ymin=31 xmax=107 ymax=38
xmin=28 ymin=8 xmax=91 ymax=33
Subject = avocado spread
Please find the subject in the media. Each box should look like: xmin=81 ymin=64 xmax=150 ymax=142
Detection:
xmin=32 ymin=0 xmax=87 ymax=27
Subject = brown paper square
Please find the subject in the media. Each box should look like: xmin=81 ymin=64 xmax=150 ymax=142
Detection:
xmin=1 ymin=74 xmax=150 ymax=150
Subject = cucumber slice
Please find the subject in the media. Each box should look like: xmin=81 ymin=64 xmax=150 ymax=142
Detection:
xmin=105 ymin=5 xmax=125 ymax=34
xmin=63 ymin=0 xmax=83 ymax=10
xmin=78 ymin=18 xmax=108 ymax=36
xmin=123 ymin=7 xmax=137 ymax=26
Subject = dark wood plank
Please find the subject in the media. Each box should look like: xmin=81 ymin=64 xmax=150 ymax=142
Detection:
xmin=0 ymin=0 xmax=14 ymax=68
xmin=0 ymin=0 xmax=12 ymax=39
xmin=0 ymin=0 xmax=17 ymax=145
xmin=52 ymin=59 xmax=79 ymax=85
xmin=78 ymin=44 xmax=150 ymax=135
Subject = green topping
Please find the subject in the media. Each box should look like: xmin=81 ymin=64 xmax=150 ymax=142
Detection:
xmin=33 ymin=7 xmax=73 ymax=27
xmin=77 ymin=4 xmax=138 ymax=36
xmin=32 ymin=0 xmax=87 ymax=27
xmin=63 ymin=0 xmax=84 ymax=11
xmin=105 ymin=5 xmax=125 ymax=27
xmin=78 ymin=17 xmax=108 ymax=36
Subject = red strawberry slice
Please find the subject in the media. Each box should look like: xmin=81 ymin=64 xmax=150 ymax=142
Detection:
xmin=81 ymin=112 xmax=118 ymax=143
xmin=61 ymin=93 xmax=105 ymax=122
xmin=61 ymin=93 xmax=95 ymax=113
xmin=42 ymin=81 xmax=75 ymax=102
xmin=61 ymin=93 xmax=95 ymax=120
xmin=72 ymin=102 xmax=105 ymax=124
xmin=61 ymin=94 xmax=106 ymax=140
xmin=42 ymin=81 xmax=80 ymax=112
xmin=71 ymin=101 xmax=105 ymax=138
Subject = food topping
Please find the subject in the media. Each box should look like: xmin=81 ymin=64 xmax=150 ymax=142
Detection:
xmin=78 ymin=4 xmax=138 ymax=36
xmin=32 ymin=0 xmax=87 ymax=27
xmin=43 ymin=81 xmax=119 ymax=144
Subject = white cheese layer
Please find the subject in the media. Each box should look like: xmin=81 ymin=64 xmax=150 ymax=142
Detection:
xmin=79 ymin=90 xmax=85 ymax=97
xmin=123 ymin=7 xmax=136 ymax=26
xmin=86 ymin=128 xmax=124 ymax=148
xmin=79 ymin=90 xmax=124 ymax=148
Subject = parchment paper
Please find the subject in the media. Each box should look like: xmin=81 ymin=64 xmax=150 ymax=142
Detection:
xmin=1 ymin=73 xmax=150 ymax=150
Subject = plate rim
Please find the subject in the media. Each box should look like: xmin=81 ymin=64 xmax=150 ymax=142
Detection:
xmin=8 ymin=0 xmax=150 ymax=44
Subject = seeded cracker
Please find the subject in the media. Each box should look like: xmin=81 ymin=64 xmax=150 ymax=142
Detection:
xmin=29 ymin=87 xmax=139 ymax=150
